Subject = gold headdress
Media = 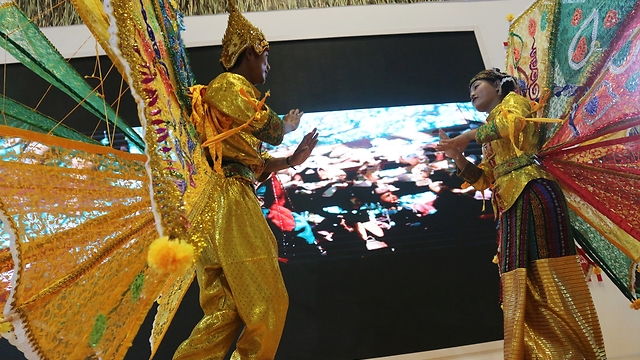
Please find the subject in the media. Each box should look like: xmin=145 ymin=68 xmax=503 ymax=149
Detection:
xmin=220 ymin=0 xmax=269 ymax=70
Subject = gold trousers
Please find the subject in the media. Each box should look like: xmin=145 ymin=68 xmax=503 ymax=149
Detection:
xmin=501 ymin=255 xmax=606 ymax=359
xmin=173 ymin=176 xmax=288 ymax=360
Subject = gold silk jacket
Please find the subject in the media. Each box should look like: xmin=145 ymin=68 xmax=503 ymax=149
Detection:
xmin=458 ymin=92 xmax=554 ymax=214
xmin=190 ymin=72 xmax=283 ymax=182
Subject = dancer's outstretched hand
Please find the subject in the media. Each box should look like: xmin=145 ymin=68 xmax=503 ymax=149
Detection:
xmin=288 ymin=128 xmax=319 ymax=167
xmin=283 ymin=109 xmax=304 ymax=134
xmin=436 ymin=129 xmax=465 ymax=161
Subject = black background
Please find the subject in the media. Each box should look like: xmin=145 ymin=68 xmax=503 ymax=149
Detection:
xmin=1 ymin=31 xmax=504 ymax=360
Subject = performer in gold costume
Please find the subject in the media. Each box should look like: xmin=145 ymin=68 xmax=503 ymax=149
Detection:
xmin=437 ymin=69 xmax=606 ymax=359
xmin=172 ymin=3 xmax=319 ymax=359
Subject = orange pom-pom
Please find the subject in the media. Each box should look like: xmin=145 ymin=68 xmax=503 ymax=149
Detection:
xmin=593 ymin=266 xmax=602 ymax=275
xmin=630 ymin=299 xmax=640 ymax=310
xmin=147 ymin=236 xmax=194 ymax=275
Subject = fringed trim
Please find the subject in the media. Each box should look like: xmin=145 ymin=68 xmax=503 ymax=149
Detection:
xmin=4 ymin=312 xmax=42 ymax=360
xmin=631 ymin=263 xmax=639 ymax=310
xmin=18 ymin=0 xmax=456 ymax=27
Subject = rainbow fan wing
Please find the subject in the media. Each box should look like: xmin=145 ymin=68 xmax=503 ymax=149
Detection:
xmin=540 ymin=135 xmax=640 ymax=300
xmin=505 ymin=0 xmax=640 ymax=302
xmin=543 ymin=12 xmax=640 ymax=149
xmin=506 ymin=0 xmax=638 ymax=144
xmin=544 ymin=0 xmax=637 ymax=123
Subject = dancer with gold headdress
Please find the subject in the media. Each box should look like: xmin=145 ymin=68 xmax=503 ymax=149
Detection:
xmin=0 ymin=0 xmax=317 ymax=358
xmin=437 ymin=68 xmax=606 ymax=359
xmin=172 ymin=2 xmax=318 ymax=359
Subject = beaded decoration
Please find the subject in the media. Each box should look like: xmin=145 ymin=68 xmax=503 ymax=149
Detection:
xmin=220 ymin=0 xmax=269 ymax=70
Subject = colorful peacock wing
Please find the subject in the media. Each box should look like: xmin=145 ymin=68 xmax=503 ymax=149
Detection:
xmin=0 ymin=1 xmax=145 ymax=151
xmin=506 ymin=0 xmax=640 ymax=305
xmin=0 ymin=125 xmax=167 ymax=359
xmin=104 ymin=0 xmax=213 ymax=355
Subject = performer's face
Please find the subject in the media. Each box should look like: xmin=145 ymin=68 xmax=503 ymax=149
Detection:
xmin=469 ymin=79 xmax=501 ymax=113
xmin=249 ymin=48 xmax=270 ymax=85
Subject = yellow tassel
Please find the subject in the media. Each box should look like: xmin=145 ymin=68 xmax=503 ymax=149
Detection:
xmin=630 ymin=299 xmax=640 ymax=310
xmin=492 ymin=255 xmax=499 ymax=264
xmin=147 ymin=236 xmax=195 ymax=275
xmin=506 ymin=13 xmax=515 ymax=22
xmin=593 ymin=266 xmax=602 ymax=275
xmin=0 ymin=315 xmax=12 ymax=333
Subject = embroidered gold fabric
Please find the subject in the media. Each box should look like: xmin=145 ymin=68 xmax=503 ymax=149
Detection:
xmin=501 ymin=256 xmax=606 ymax=359
xmin=0 ymin=125 xmax=168 ymax=359
xmin=493 ymin=154 xmax=536 ymax=179
xmin=505 ymin=0 xmax=558 ymax=107
xmin=458 ymin=93 xmax=554 ymax=214
xmin=150 ymin=266 xmax=196 ymax=356
xmin=173 ymin=174 xmax=288 ymax=360
xmin=201 ymin=72 xmax=281 ymax=178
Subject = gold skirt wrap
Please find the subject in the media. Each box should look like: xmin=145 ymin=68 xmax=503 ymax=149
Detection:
xmin=501 ymin=255 xmax=606 ymax=359
xmin=173 ymin=174 xmax=288 ymax=360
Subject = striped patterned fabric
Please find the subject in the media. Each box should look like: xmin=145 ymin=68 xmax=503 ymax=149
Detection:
xmin=497 ymin=178 xmax=576 ymax=274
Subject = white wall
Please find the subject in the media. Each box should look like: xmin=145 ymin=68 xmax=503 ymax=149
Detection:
xmin=2 ymin=0 xmax=531 ymax=69
xmin=589 ymin=273 xmax=640 ymax=359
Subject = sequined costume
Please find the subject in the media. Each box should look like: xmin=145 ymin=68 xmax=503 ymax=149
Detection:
xmin=457 ymin=92 xmax=606 ymax=359
xmin=172 ymin=73 xmax=288 ymax=360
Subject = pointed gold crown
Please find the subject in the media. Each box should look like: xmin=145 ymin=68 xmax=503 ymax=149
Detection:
xmin=220 ymin=0 xmax=269 ymax=70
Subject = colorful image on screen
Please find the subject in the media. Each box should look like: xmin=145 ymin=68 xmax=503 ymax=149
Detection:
xmin=258 ymin=102 xmax=493 ymax=262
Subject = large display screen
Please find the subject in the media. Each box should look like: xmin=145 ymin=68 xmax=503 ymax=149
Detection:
xmin=258 ymin=102 xmax=491 ymax=262
xmin=129 ymin=101 xmax=490 ymax=263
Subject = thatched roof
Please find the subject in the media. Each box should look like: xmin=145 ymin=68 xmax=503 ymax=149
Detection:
xmin=17 ymin=0 xmax=453 ymax=28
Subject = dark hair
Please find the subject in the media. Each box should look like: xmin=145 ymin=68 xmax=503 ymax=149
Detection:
xmin=499 ymin=79 xmax=516 ymax=97
xmin=223 ymin=48 xmax=248 ymax=72
xmin=469 ymin=68 xmax=518 ymax=97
